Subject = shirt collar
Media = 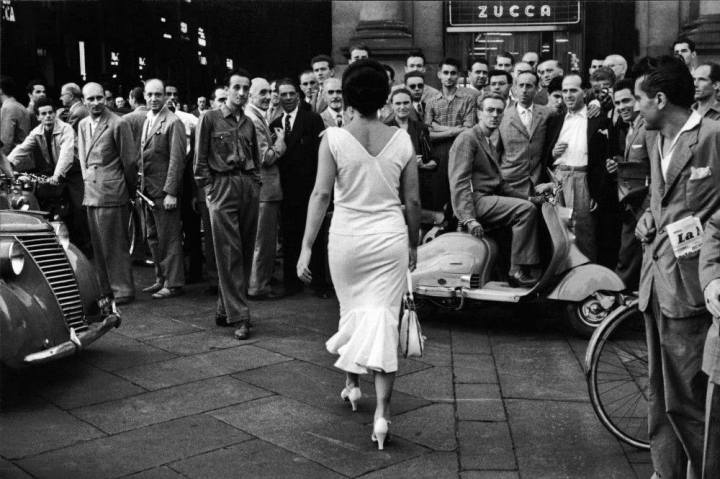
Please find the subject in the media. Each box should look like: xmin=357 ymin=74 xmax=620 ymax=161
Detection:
xmin=517 ymin=103 xmax=534 ymax=114
xmin=565 ymin=105 xmax=587 ymax=119
xmin=283 ymin=106 xmax=299 ymax=119
xmin=246 ymin=103 xmax=266 ymax=120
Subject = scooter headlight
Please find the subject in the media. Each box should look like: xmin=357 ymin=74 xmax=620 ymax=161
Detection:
xmin=0 ymin=240 xmax=25 ymax=277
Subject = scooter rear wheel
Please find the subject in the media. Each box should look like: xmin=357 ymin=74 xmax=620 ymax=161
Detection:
xmin=564 ymin=296 xmax=613 ymax=338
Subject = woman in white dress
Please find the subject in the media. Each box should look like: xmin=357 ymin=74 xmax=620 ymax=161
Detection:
xmin=297 ymin=60 xmax=420 ymax=450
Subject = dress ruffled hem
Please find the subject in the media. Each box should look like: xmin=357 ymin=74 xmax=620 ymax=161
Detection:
xmin=326 ymin=307 xmax=399 ymax=374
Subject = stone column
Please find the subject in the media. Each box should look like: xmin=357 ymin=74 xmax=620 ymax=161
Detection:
xmin=343 ymin=1 xmax=416 ymax=59
xmin=682 ymin=0 xmax=720 ymax=61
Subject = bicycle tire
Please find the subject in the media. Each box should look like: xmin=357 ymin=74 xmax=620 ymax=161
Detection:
xmin=586 ymin=300 xmax=650 ymax=450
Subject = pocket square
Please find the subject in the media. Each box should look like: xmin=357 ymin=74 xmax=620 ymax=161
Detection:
xmin=690 ymin=166 xmax=712 ymax=180
xmin=631 ymin=144 xmax=643 ymax=149
xmin=598 ymin=129 xmax=609 ymax=138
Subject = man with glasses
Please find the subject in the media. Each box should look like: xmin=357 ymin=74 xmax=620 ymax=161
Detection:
xmin=403 ymin=71 xmax=429 ymax=123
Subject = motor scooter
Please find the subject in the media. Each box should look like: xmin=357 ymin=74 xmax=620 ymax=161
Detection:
xmin=411 ymin=187 xmax=629 ymax=337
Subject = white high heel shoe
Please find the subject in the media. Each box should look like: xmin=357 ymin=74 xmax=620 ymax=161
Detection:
xmin=340 ymin=386 xmax=362 ymax=411
xmin=371 ymin=417 xmax=390 ymax=450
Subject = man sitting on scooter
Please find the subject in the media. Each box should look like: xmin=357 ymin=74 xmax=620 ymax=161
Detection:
xmin=448 ymin=93 xmax=541 ymax=287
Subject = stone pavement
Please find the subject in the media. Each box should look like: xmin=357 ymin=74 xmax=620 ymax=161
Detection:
xmin=1 ymin=266 xmax=651 ymax=479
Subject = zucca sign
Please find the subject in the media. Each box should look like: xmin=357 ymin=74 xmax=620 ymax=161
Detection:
xmin=448 ymin=1 xmax=581 ymax=27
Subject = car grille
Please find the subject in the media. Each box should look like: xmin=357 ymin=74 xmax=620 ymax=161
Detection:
xmin=17 ymin=234 xmax=88 ymax=333
xmin=470 ymin=273 xmax=481 ymax=289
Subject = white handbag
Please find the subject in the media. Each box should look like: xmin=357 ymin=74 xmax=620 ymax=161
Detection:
xmin=400 ymin=270 xmax=425 ymax=358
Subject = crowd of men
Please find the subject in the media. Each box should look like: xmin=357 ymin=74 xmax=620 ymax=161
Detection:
xmin=1 ymin=36 xmax=720 ymax=477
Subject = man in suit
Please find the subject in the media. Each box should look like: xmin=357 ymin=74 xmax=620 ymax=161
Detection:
xmin=542 ymin=73 xmax=616 ymax=265
xmin=195 ymin=69 xmax=260 ymax=340
xmin=700 ymin=209 xmax=720 ymax=479
xmin=634 ymin=56 xmax=720 ymax=479
xmin=692 ymin=63 xmax=720 ymax=121
xmin=299 ymin=71 xmax=318 ymax=112
xmin=310 ymin=54 xmax=334 ymax=114
xmin=497 ymin=71 xmax=554 ymax=197
xmin=245 ymin=77 xmax=286 ymax=299
xmin=138 ymin=79 xmax=186 ymax=299
xmin=77 ymin=82 xmax=137 ymax=304
xmin=123 ymin=87 xmax=148 ymax=149
xmin=57 ymin=82 xmax=91 ymax=257
xmin=449 ymin=93 xmax=541 ymax=287
xmin=404 ymin=53 xmax=441 ymax=101
xmin=465 ymin=58 xmax=489 ymax=95
xmin=0 ymin=76 xmax=30 ymax=157
xmin=536 ymin=60 xmax=563 ymax=106
xmin=270 ymin=78 xmax=325 ymax=296
xmin=605 ymin=79 xmax=651 ymax=290
xmin=319 ymin=78 xmax=344 ymax=128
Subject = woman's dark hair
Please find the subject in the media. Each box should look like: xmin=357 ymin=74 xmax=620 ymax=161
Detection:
xmin=342 ymin=59 xmax=390 ymax=117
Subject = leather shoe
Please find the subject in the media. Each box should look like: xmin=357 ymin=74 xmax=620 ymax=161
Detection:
xmin=508 ymin=270 xmax=539 ymax=288
xmin=152 ymin=287 xmax=184 ymax=299
xmin=215 ymin=314 xmax=230 ymax=327
xmin=141 ymin=282 xmax=163 ymax=294
xmin=114 ymin=296 xmax=135 ymax=305
xmin=234 ymin=323 xmax=251 ymax=340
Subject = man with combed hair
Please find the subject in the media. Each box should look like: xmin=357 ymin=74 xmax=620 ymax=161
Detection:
xmin=138 ymin=79 xmax=187 ymax=299
xmin=123 ymin=86 xmax=148 ymax=148
xmin=536 ymin=59 xmax=563 ymax=105
xmin=319 ymin=78 xmax=345 ymax=128
xmin=674 ymin=37 xmax=698 ymax=71
xmin=245 ymin=77 xmax=286 ymax=299
xmin=310 ymin=54 xmax=335 ymax=113
xmin=603 ymin=54 xmax=628 ymax=83
xmin=521 ymin=51 xmax=539 ymax=71
xmin=77 ymin=82 xmax=138 ymax=304
xmin=494 ymin=51 xmax=514 ymax=72
xmin=449 ymin=93 xmax=541 ymax=287
xmin=404 ymin=53 xmax=441 ymax=101
xmin=691 ymin=62 xmax=720 ymax=120
xmin=634 ymin=56 xmax=720 ymax=479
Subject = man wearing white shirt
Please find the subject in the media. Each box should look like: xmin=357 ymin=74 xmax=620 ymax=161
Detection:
xmin=542 ymin=73 xmax=616 ymax=263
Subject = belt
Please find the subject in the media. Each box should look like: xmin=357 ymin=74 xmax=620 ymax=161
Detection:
xmin=555 ymin=165 xmax=588 ymax=172
xmin=211 ymin=168 xmax=256 ymax=177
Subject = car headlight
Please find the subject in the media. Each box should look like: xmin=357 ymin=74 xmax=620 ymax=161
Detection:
xmin=0 ymin=240 xmax=25 ymax=277
xmin=51 ymin=220 xmax=70 ymax=250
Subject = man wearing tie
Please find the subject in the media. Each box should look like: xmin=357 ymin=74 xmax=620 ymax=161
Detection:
xmin=245 ymin=77 xmax=286 ymax=299
xmin=311 ymin=54 xmax=334 ymax=114
xmin=497 ymin=71 xmax=554 ymax=197
xmin=319 ymin=78 xmax=344 ymax=128
xmin=139 ymin=79 xmax=187 ymax=299
xmin=270 ymin=78 xmax=325 ymax=296
xmin=77 ymin=82 xmax=137 ymax=304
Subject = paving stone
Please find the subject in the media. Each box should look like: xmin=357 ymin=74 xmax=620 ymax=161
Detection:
xmin=0 ymin=404 xmax=104 ymax=459
xmin=17 ymin=415 xmax=250 ymax=479
xmin=458 ymin=421 xmax=516 ymax=470
xmin=394 ymin=367 xmax=454 ymax=402
xmin=460 ymin=472 xmax=519 ymax=479
xmin=211 ymin=396 xmax=427 ymax=477
xmin=80 ymin=330 xmax=177 ymax=371
xmin=115 ymin=314 xmax=203 ymax=340
xmin=234 ymin=360 xmax=430 ymax=424
xmin=121 ymin=466 xmax=186 ymax=478
xmin=0 ymin=458 xmax=33 ymax=478
xmin=632 ymin=462 xmax=654 ymax=478
xmin=452 ymin=328 xmax=492 ymax=354
xmin=114 ymin=345 xmax=292 ymax=390
xmin=170 ymin=438 xmax=343 ymax=479
xmin=506 ymin=399 xmax=636 ymax=478
xmin=456 ymin=384 xmax=506 ymax=421
xmin=73 ymin=376 xmax=271 ymax=434
xmin=453 ymin=354 xmax=497 ymax=383
xmin=418 ymin=341 xmax=453 ymax=367
xmin=145 ymin=330 xmax=246 ymax=356
xmin=357 ymin=451 xmax=458 ymax=478
xmin=492 ymin=339 xmax=588 ymax=401
xmin=24 ymin=359 xmax=145 ymax=409
xmin=392 ymin=404 xmax=456 ymax=451
xmin=253 ymin=335 xmax=338 ymax=370
xmin=396 ymin=356 xmax=434 ymax=377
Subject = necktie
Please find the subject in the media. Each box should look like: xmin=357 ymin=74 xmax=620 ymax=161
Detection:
xmin=415 ymin=102 xmax=424 ymax=117
xmin=44 ymin=129 xmax=55 ymax=169
xmin=284 ymin=114 xmax=292 ymax=137
xmin=336 ymin=114 xmax=343 ymax=127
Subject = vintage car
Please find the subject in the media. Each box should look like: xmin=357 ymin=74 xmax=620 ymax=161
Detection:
xmin=0 ymin=208 xmax=120 ymax=374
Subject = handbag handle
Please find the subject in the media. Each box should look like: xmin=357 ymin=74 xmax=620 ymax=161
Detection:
xmin=406 ymin=270 xmax=414 ymax=302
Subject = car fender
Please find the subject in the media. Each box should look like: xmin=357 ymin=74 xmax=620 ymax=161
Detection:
xmin=64 ymin=243 xmax=102 ymax=321
xmin=546 ymin=264 xmax=626 ymax=302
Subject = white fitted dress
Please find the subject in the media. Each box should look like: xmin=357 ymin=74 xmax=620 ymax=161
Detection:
xmin=324 ymin=127 xmax=413 ymax=374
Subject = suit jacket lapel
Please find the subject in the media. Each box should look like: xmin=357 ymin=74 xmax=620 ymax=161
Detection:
xmin=144 ymin=112 xmax=166 ymax=151
xmin=663 ymin=127 xmax=700 ymax=201
xmin=477 ymin=130 xmax=500 ymax=171
xmin=528 ymin=108 xmax=543 ymax=138
xmin=87 ymin=113 xmax=108 ymax=156
xmin=508 ymin=106 xmax=529 ymax=139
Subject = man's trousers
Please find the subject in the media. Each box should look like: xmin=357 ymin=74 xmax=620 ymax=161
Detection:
xmin=199 ymin=189 xmax=218 ymax=288
xmin=703 ymin=382 xmax=720 ymax=479
xmin=87 ymin=205 xmax=134 ymax=299
xmin=249 ymin=200 xmax=280 ymax=296
xmin=555 ymin=167 xmax=597 ymax=262
xmin=645 ymin=291 xmax=710 ymax=479
xmin=474 ymin=195 xmax=540 ymax=267
xmin=146 ymin=200 xmax=185 ymax=289
xmin=206 ymin=174 xmax=259 ymax=325
xmin=616 ymin=200 xmax=644 ymax=290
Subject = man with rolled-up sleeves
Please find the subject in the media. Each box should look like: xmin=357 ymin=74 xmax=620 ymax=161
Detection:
xmin=194 ymin=69 xmax=260 ymax=340
xmin=139 ymin=79 xmax=186 ymax=299
xmin=77 ymin=82 xmax=137 ymax=305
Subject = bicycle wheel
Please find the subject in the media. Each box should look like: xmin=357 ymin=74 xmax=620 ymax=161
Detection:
xmin=586 ymin=300 xmax=650 ymax=450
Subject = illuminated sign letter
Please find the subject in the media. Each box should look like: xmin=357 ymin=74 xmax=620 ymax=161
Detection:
xmin=540 ymin=5 xmax=551 ymax=16
xmin=525 ymin=5 xmax=535 ymax=17
xmin=493 ymin=5 xmax=503 ymax=17
xmin=478 ymin=5 xmax=487 ymax=18
xmin=509 ymin=5 xmax=519 ymax=17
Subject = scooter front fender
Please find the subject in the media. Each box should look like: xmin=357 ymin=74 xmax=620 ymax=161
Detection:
xmin=547 ymin=264 xmax=626 ymax=302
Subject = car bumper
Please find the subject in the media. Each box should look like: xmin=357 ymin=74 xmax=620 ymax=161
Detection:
xmin=23 ymin=313 xmax=121 ymax=365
